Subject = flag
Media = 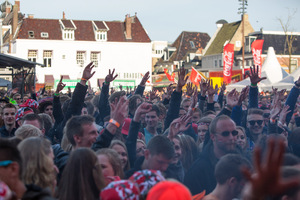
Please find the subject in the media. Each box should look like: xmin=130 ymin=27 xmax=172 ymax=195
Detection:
xmin=140 ymin=73 xmax=150 ymax=83
xmin=251 ymin=39 xmax=264 ymax=77
xmin=223 ymin=43 xmax=234 ymax=84
xmin=164 ymin=68 xmax=175 ymax=82
xmin=190 ymin=67 xmax=202 ymax=85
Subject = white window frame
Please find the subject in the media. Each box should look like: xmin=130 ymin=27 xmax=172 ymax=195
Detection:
xmin=43 ymin=50 xmax=52 ymax=67
xmin=63 ymin=30 xmax=75 ymax=40
xmin=28 ymin=50 xmax=37 ymax=62
xmin=90 ymin=52 xmax=101 ymax=67
xmin=95 ymin=31 xmax=107 ymax=41
xmin=76 ymin=51 xmax=86 ymax=66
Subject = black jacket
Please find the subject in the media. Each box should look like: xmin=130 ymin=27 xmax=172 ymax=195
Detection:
xmin=183 ymin=143 xmax=218 ymax=195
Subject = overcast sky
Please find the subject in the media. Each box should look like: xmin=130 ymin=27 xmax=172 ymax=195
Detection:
xmin=19 ymin=0 xmax=300 ymax=42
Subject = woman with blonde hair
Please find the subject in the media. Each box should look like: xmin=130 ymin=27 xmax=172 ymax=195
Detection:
xmin=18 ymin=137 xmax=57 ymax=195
xmin=96 ymin=148 xmax=124 ymax=185
xmin=109 ymin=140 xmax=131 ymax=172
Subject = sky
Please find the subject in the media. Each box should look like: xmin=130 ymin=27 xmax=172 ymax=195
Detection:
xmin=18 ymin=0 xmax=300 ymax=43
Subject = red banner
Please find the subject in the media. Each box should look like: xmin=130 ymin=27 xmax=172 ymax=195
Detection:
xmin=190 ymin=67 xmax=202 ymax=85
xmin=251 ymin=39 xmax=264 ymax=77
xmin=223 ymin=43 xmax=234 ymax=84
xmin=164 ymin=68 xmax=175 ymax=82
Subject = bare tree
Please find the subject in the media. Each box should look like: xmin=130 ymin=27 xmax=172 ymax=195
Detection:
xmin=277 ymin=9 xmax=297 ymax=73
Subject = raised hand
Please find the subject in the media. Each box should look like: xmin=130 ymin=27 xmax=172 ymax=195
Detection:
xmin=242 ymin=138 xmax=299 ymax=200
xmin=207 ymin=79 xmax=219 ymax=96
xmin=168 ymin=115 xmax=192 ymax=140
xmin=55 ymin=76 xmax=66 ymax=94
xmin=140 ymin=71 xmax=150 ymax=86
xmin=176 ymin=67 xmax=189 ymax=92
xmin=200 ymin=79 xmax=209 ymax=97
xmin=186 ymin=83 xmax=194 ymax=97
xmin=278 ymin=105 xmax=291 ymax=126
xmin=226 ymin=89 xmax=239 ymax=108
xmin=237 ymin=86 xmax=249 ymax=106
xmin=149 ymin=89 xmax=158 ymax=101
xmin=220 ymin=82 xmax=226 ymax=94
xmin=81 ymin=62 xmax=96 ymax=85
xmin=105 ymin=69 xmax=118 ymax=84
xmin=248 ymin=65 xmax=267 ymax=85
xmin=133 ymin=102 xmax=152 ymax=122
xmin=119 ymin=84 xmax=123 ymax=91
xmin=270 ymin=97 xmax=281 ymax=120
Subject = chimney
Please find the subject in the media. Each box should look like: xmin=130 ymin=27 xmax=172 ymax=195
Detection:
xmin=12 ymin=3 xmax=18 ymax=38
xmin=15 ymin=0 xmax=20 ymax=12
xmin=125 ymin=14 xmax=132 ymax=40
xmin=5 ymin=5 xmax=11 ymax=16
xmin=63 ymin=11 xmax=65 ymax=20
xmin=28 ymin=14 xmax=34 ymax=19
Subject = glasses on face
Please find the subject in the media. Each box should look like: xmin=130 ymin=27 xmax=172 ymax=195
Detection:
xmin=248 ymin=120 xmax=264 ymax=126
xmin=218 ymin=130 xmax=239 ymax=137
xmin=0 ymin=160 xmax=13 ymax=167
xmin=263 ymin=113 xmax=270 ymax=118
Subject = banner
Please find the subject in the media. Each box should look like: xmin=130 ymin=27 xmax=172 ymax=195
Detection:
xmin=164 ymin=68 xmax=175 ymax=82
xmin=190 ymin=67 xmax=202 ymax=85
xmin=251 ymin=39 xmax=264 ymax=77
xmin=223 ymin=43 xmax=234 ymax=84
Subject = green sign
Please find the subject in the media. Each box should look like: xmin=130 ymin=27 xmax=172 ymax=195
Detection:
xmin=54 ymin=79 xmax=80 ymax=89
xmin=112 ymin=79 xmax=136 ymax=89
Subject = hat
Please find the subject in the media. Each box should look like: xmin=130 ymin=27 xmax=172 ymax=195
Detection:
xmin=0 ymin=181 xmax=13 ymax=200
xmin=129 ymin=170 xmax=165 ymax=198
xmin=121 ymin=118 xmax=131 ymax=135
xmin=100 ymin=180 xmax=139 ymax=200
xmin=19 ymin=99 xmax=39 ymax=109
xmin=146 ymin=181 xmax=192 ymax=200
xmin=15 ymin=107 xmax=34 ymax=121
xmin=0 ymin=97 xmax=9 ymax=104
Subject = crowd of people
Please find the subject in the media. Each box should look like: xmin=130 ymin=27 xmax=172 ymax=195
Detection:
xmin=0 ymin=62 xmax=300 ymax=200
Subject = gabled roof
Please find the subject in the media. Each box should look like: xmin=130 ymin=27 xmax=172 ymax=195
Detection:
xmin=169 ymin=31 xmax=210 ymax=62
xmin=16 ymin=16 xmax=151 ymax=43
xmin=253 ymin=33 xmax=300 ymax=55
xmin=60 ymin=19 xmax=76 ymax=29
xmin=204 ymin=21 xmax=241 ymax=56
xmin=93 ymin=21 xmax=108 ymax=31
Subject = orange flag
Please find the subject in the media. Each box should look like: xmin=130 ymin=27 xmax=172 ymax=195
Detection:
xmin=164 ymin=68 xmax=175 ymax=82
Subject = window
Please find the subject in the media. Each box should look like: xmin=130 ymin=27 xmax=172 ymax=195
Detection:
xmin=28 ymin=31 xmax=34 ymax=38
xmin=76 ymin=51 xmax=86 ymax=66
xmin=219 ymin=60 xmax=222 ymax=67
xmin=214 ymin=60 xmax=217 ymax=67
xmin=28 ymin=50 xmax=37 ymax=62
xmin=96 ymin=31 xmax=107 ymax=41
xmin=63 ymin=30 xmax=74 ymax=40
xmin=90 ymin=52 xmax=100 ymax=67
xmin=43 ymin=50 xmax=52 ymax=67
xmin=245 ymin=36 xmax=257 ymax=52
xmin=190 ymin=41 xmax=196 ymax=49
xmin=41 ymin=32 xmax=49 ymax=38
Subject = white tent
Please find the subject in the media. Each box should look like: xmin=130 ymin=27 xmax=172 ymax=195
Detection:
xmin=227 ymin=47 xmax=289 ymax=92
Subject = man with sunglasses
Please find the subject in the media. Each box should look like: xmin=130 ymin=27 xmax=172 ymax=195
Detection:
xmin=184 ymin=115 xmax=240 ymax=195
xmin=246 ymin=108 xmax=266 ymax=146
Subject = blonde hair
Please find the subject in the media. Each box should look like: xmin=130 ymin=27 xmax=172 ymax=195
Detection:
xmin=18 ymin=137 xmax=55 ymax=190
xmin=15 ymin=124 xmax=42 ymax=140
xmin=109 ymin=140 xmax=130 ymax=171
xmin=96 ymin=148 xmax=124 ymax=178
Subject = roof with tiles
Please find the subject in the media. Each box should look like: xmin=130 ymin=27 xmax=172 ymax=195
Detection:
xmin=17 ymin=16 xmax=151 ymax=42
xmin=61 ymin=19 xmax=76 ymax=29
xmin=169 ymin=31 xmax=210 ymax=62
xmin=204 ymin=21 xmax=241 ymax=56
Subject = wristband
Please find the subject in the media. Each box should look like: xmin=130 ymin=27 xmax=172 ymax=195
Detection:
xmin=250 ymin=83 xmax=257 ymax=87
xmin=109 ymin=119 xmax=120 ymax=128
xmin=54 ymin=93 xmax=59 ymax=96
xmin=81 ymin=78 xmax=87 ymax=81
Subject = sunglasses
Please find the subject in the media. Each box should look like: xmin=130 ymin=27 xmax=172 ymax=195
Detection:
xmin=248 ymin=120 xmax=264 ymax=126
xmin=0 ymin=160 xmax=13 ymax=167
xmin=218 ymin=130 xmax=239 ymax=137
xmin=263 ymin=113 xmax=270 ymax=118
